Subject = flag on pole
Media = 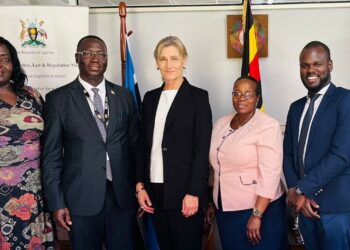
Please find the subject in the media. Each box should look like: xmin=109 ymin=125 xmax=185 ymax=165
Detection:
xmin=125 ymin=38 xmax=141 ymax=112
xmin=125 ymin=37 xmax=159 ymax=250
xmin=119 ymin=4 xmax=157 ymax=249
xmin=241 ymin=0 xmax=264 ymax=111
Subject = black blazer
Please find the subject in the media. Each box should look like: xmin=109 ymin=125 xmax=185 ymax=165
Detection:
xmin=41 ymin=78 xmax=139 ymax=216
xmin=136 ymin=78 xmax=212 ymax=209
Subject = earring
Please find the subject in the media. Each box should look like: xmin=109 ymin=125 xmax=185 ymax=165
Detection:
xmin=183 ymin=66 xmax=186 ymax=69
xmin=156 ymin=67 xmax=159 ymax=70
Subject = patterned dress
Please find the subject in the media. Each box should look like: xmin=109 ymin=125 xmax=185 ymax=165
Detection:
xmin=0 ymin=86 xmax=55 ymax=249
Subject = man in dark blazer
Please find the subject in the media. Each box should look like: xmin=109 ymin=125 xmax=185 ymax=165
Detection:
xmin=41 ymin=35 xmax=139 ymax=250
xmin=284 ymin=41 xmax=350 ymax=249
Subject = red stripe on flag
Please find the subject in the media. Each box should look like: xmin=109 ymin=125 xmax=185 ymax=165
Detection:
xmin=249 ymin=54 xmax=261 ymax=81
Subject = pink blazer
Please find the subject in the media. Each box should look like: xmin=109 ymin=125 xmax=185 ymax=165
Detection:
xmin=209 ymin=110 xmax=285 ymax=211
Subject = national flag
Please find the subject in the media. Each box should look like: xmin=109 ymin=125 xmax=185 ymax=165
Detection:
xmin=241 ymin=0 xmax=264 ymax=111
xmin=125 ymin=38 xmax=141 ymax=112
xmin=144 ymin=215 xmax=159 ymax=250
xmin=124 ymin=37 xmax=159 ymax=250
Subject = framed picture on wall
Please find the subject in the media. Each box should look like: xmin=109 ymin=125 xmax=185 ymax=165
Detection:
xmin=227 ymin=14 xmax=268 ymax=58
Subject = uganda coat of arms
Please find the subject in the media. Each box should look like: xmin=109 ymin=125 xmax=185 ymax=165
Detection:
xmin=20 ymin=18 xmax=47 ymax=48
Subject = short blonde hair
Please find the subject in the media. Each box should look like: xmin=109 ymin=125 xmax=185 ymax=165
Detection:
xmin=153 ymin=36 xmax=188 ymax=60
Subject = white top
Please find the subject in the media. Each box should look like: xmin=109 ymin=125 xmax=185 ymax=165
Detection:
xmin=298 ymin=83 xmax=330 ymax=163
xmin=150 ymin=90 xmax=178 ymax=183
xmin=79 ymin=76 xmax=110 ymax=162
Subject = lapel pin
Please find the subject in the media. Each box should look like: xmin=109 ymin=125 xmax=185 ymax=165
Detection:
xmin=111 ymin=90 xmax=115 ymax=95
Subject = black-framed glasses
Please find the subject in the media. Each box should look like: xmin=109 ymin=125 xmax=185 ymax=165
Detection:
xmin=76 ymin=51 xmax=108 ymax=60
xmin=232 ymin=91 xmax=256 ymax=100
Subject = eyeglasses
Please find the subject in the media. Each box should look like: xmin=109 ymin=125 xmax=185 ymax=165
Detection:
xmin=0 ymin=56 xmax=11 ymax=64
xmin=76 ymin=51 xmax=108 ymax=60
xmin=232 ymin=91 xmax=257 ymax=100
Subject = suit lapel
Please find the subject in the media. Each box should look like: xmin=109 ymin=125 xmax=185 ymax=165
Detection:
xmin=70 ymin=78 xmax=104 ymax=143
xmin=292 ymin=98 xmax=307 ymax=171
xmin=106 ymin=81 xmax=117 ymax=141
xmin=164 ymin=80 xmax=190 ymax=130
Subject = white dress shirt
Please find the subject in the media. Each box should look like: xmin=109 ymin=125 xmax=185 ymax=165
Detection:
xmin=150 ymin=90 xmax=178 ymax=183
xmin=298 ymin=83 xmax=330 ymax=162
xmin=79 ymin=76 xmax=110 ymax=163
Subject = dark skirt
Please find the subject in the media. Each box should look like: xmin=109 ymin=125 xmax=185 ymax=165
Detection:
xmin=216 ymin=195 xmax=288 ymax=250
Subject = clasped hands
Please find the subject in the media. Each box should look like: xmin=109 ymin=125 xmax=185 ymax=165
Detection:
xmin=287 ymin=188 xmax=320 ymax=219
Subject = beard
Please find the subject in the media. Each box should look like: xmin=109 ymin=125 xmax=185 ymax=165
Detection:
xmin=302 ymin=72 xmax=331 ymax=95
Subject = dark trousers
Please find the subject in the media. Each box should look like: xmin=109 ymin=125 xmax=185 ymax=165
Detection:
xmin=216 ymin=195 xmax=288 ymax=250
xmin=150 ymin=183 xmax=203 ymax=250
xmin=68 ymin=181 xmax=136 ymax=250
xmin=299 ymin=211 xmax=350 ymax=250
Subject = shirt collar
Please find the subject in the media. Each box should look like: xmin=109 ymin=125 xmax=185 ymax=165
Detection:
xmin=307 ymin=83 xmax=330 ymax=100
xmin=79 ymin=76 xmax=106 ymax=96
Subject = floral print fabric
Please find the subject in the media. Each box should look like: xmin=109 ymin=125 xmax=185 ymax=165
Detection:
xmin=0 ymin=87 xmax=55 ymax=249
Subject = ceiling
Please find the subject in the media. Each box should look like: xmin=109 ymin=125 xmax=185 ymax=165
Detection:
xmin=0 ymin=0 xmax=348 ymax=7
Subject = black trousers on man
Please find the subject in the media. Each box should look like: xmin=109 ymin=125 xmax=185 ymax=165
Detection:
xmin=69 ymin=181 xmax=136 ymax=250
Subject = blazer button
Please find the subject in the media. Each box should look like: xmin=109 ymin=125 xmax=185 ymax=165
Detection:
xmin=162 ymin=147 xmax=168 ymax=152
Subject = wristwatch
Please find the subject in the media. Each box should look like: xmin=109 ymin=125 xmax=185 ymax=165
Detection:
xmin=295 ymin=187 xmax=303 ymax=196
xmin=252 ymin=207 xmax=263 ymax=218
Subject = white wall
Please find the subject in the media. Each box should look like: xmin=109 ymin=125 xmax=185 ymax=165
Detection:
xmin=89 ymin=4 xmax=350 ymax=124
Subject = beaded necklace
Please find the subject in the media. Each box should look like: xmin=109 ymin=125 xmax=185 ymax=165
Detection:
xmin=82 ymin=87 xmax=109 ymax=127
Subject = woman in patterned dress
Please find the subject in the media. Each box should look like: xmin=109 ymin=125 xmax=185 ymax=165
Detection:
xmin=0 ymin=37 xmax=55 ymax=249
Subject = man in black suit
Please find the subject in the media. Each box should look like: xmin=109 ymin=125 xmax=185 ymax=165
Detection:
xmin=42 ymin=35 xmax=139 ymax=250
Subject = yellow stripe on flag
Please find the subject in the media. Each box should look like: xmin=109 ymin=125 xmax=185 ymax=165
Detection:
xmin=249 ymin=25 xmax=258 ymax=64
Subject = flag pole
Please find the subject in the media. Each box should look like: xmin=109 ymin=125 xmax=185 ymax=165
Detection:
xmin=119 ymin=1 xmax=127 ymax=85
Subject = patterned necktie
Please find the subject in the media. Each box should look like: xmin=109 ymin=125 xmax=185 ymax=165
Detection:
xmin=297 ymin=94 xmax=320 ymax=178
xmin=91 ymin=88 xmax=112 ymax=181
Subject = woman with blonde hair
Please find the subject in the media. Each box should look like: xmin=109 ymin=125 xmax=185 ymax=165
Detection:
xmin=136 ymin=36 xmax=212 ymax=250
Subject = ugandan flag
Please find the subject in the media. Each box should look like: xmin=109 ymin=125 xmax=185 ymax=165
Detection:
xmin=241 ymin=0 xmax=264 ymax=111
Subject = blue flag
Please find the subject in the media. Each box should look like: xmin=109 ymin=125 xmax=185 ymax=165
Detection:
xmin=144 ymin=214 xmax=159 ymax=250
xmin=125 ymin=39 xmax=141 ymax=112
xmin=125 ymin=38 xmax=159 ymax=250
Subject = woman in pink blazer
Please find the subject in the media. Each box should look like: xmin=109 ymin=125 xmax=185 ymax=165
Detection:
xmin=207 ymin=76 xmax=287 ymax=250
